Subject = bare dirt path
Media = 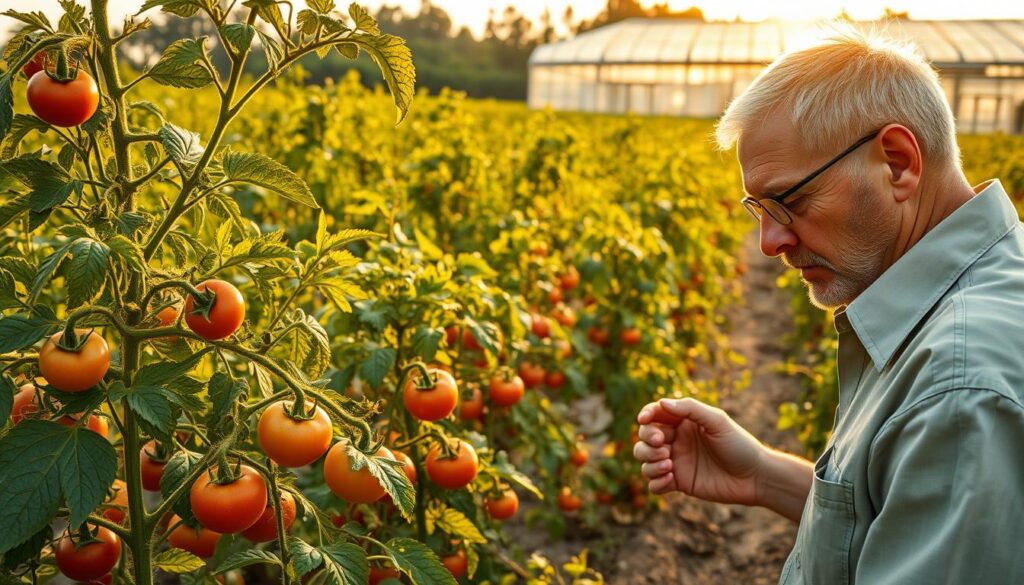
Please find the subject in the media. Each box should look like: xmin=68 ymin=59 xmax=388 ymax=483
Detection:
xmin=597 ymin=229 xmax=807 ymax=584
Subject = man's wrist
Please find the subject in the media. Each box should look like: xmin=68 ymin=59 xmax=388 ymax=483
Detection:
xmin=755 ymin=447 xmax=814 ymax=522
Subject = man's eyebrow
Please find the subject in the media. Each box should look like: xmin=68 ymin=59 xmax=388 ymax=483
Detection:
xmin=749 ymin=180 xmax=792 ymax=199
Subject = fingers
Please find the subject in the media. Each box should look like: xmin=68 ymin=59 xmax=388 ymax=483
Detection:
xmin=647 ymin=472 xmax=676 ymax=494
xmin=633 ymin=440 xmax=670 ymax=462
xmin=657 ymin=397 xmax=727 ymax=430
xmin=637 ymin=422 xmax=675 ymax=447
xmin=641 ymin=459 xmax=672 ymax=478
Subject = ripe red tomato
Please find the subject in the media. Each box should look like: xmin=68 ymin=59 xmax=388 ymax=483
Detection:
xmin=558 ymin=487 xmax=582 ymax=512
xmin=324 ymin=443 xmax=393 ymax=504
xmin=458 ymin=385 xmax=484 ymax=421
xmin=559 ymin=268 xmax=580 ymax=291
xmin=257 ymin=401 xmax=333 ymax=467
xmin=38 ymin=330 xmax=110 ymax=392
xmin=485 ymin=488 xmax=519 ymax=520
xmin=393 ymin=450 xmax=417 ymax=483
xmin=140 ymin=441 xmax=167 ymax=492
xmin=587 ymin=326 xmax=610 ymax=347
xmin=620 ymin=328 xmax=642 ymax=346
xmin=58 ymin=412 xmax=109 ymax=437
xmin=11 ymin=384 xmax=41 ymax=423
xmin=530 ymin=313 xmax=551 ymax=338
xmin=101 ymin=479 xmax=129 ymax=524
xmin=441 ymin=549 xmax=467 ymax=578
xmin=544 ymin=370 xmax=566 ymax=390
xmin=547 ymin=286 xmax=563 ymax=305
xmin=167 ymin=515 xmax=221 ymax=558
xmin=460 ymin=328 xmax=482 ymax=351
xmin=184 ymin=279 xmax=245 ymax=340
xmin=27 ymin=69 xmax=99 ymax=127
xmin=242 ymin=491 xmax=297 ymax=543
xmin=596 ymin=490 xmax=614 ymax=505
xmin=190 ymin=465 xmax=268 ymax=533
xmin=157 ymin=305 xmax=179 ymax=327
xmin=403 ymin=369 xmax=458 ymax=421
xmin=54 ymin=525 xmax=120 ymax=581
xmin=425 ymin=440 xmax=478 ymax=490
xmin=569 ymin=444 xmax=589 ymax=467
xmin=21 ymin=52 xmax=47 ymax=79
xmin=551 ymin=305 xmax=576 ymax=327
xmin=369 ymin=565 xmax=401 ymax=585
xmin=445 ymin=326 xmax=458 ymax=347
xmin=518 ymin=362 xmax=545 ymax=389
xmin=488 ymin=375 xmax=524 ymax=407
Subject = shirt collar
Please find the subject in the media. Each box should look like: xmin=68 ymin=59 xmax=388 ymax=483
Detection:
xmin=837 ymin=180 xmax=1018 ymax=371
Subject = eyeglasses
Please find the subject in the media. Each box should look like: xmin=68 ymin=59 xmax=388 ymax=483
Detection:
xmin=741 ymin=129 xmax=881 ymax=225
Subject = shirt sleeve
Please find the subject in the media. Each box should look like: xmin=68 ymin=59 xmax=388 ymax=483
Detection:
xmin=858 ymin=388 xmax=1024 ymax=584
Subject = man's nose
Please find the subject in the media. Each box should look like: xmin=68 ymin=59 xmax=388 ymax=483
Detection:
xmin=758 ymin=213 xmax=798 ymax=257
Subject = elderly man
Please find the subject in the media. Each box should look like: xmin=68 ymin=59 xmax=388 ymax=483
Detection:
xmin=633 ymin=27 xmax=1024 ymax=584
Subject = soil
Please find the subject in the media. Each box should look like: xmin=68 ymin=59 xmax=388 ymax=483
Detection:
xmin=522 ymin=230 xmax=809 ymax=584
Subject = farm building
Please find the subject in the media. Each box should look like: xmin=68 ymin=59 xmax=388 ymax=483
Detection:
xmin=528 ymin=18 xmax=1024 ymax=134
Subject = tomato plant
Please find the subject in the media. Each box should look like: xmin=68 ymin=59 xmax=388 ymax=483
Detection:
xmin=166 ymin=515 xmax=221 ymax=559
xmin=488 ymin=374 xmax=524 ymax=407
xmin=324 ymin=442 xmax=394 ymax=504
xmin=26 ymin=68 xmax=99 ymax=127
xmin=242 ymin=491 xmax=297 ymax=543
xmin=485 ymin=488 xmax=519 ymax=520
xmin=403 ymin=367 xmax=459 ymax=421
xmin=425 ymin=440 xmax=478 ymax=490
xmin=138 ymin=441 xmax=166 ymax=492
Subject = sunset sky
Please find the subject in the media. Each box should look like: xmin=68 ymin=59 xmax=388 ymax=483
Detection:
xmin=2 ymin=0 xmax=1024 ymax=42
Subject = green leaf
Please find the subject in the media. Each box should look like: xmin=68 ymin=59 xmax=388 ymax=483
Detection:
xmin=288 ymin=537 xmax=324 ymax=577
xmin=214 ymin=549 xmax=282 ymax=574
xmin=220 ymin=23 xmax=255 ymax=54
xmin=0 ymin=420 xmax=117 ymax=553
xmin=81 ymin=100 xmax=112 ymax=134
xmin=207 ymin=372 xmax=247 ymax=421
xmin=256 ymin=30 xmax=283 ymax=72
xmin=2 ymin=524 xmax=50 ymax=571
xmin=308 ymin=0 xmax=334 ymax=12
xmin=410 ymin=327 xmax=442 ymax=362
xmin=434 ymin=507 xmax=486 ymax=545
xmin=126 ymin=385 xmax=178 ymax=435
xmin=160 ymin=449 xmax=203 ymax=521
xmin=107 ymin=235 xmax=146 ymax=271
xmin=0 ymin=376 xmax=15 ymax=427
xmin=137 ymin=0 xmax=208 ymax=18
xmin=0 ymin=71 xmax=13 ymax=142
xmin=335 ymin=43 xmax=358 ymax=59
xmin=159 ymin=123 xmax=204 ymax=169
xmin=348 ymin=4 xmax=379 ymax=34
xmin=149 ymin=38 xmax=214 ymax=89
xmin=1 ymin=115 xmax=51 ymax=158
xmin=0 ymin=312 xmax=59 ymax=353
xmin=2 ymin=10 xmax=53 ymax=32
xmin=0 ymin=193 xmax=29 ymax=231
xmin=241 ymin=0 xmax=287 ymax=39
xmin=383 ymin=538 xmax=455 ymax=585
xmin=350 ymin=33 xmax=415 ymax=124
xmin=359 ymin=347 xmax=395 ymax=389
xmin=0 ymin=268 xmax=19 ymax=310
xmin=134 ymin=350 xmax=208 ymax=388
xmin=0 ymin=156 xmax=82 ymax=213
xmin=221 ymin=150 xmax=319 ymax=209
xmin=319 ymin=542 xmax=369 ymax=585
xmin=154 ymin=548 xmax=207 ymax=573
xmin=66 ymin=238 xmax=110 ymax=308
xmin=29 ymin=242 xmax=72 ymax=303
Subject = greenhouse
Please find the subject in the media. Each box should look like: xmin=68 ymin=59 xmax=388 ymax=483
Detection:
xmin=528 ymin=18 xmax=1024 ymax=134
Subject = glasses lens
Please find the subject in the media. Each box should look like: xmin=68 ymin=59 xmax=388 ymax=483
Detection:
xmin=760 ymin=199 xmax=792 ymax=224
xmin=742 ymin=199 xmax=762 ymax=221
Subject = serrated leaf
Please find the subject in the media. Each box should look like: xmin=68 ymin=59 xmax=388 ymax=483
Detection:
xmin=66 ymin=238 xmax=110 ymax=308
xmin=0 ymin=312 xmax=59 ymax=353
xmin=383 ymin=538 xmax=456 ymax=585
xmin=0 ymin=268 xmax=19 ymax=310
xmin=0 ymin=73 xmax=12 ymax=142
xmin=319 ymin=542 xmax=368 ymax=585
xmin=0 ymin=193 xmax=29 ymax=230
xmin=207 ymin=372 xmax=247 ymax=420
xmin=0 ymin=156 xmax=82 ymax=213
xmin=435 ymin=507 xmax=486 ymax=545
xmin=1 ymin=115 xmax=50 ymax=158
xmin=136 ymin=0 xmax=207 ymax=18
xmin=288 ymin=537 xmax=324 ymax=577
xmin=255 ymin=30 xmax=283 ymax=71
xmin=0 ymin=376 xmax=15 ymax=427
xmin=2 ymin=524 xmax=49 ymax=571
xmin=335 ymin=42 xmax=358 ymax=59
xmin=220 ymin=23 xmax=255 ymax=54
xmin=160 ymin=449 xmax=203 ymax=520
xmin=222 ymin=151 xmax=319 ymax=209
xmin=106 ymin=235 xmax=146 ymax=271
xmin=126 ymin=385 xmax=178 ymax=435
xmin=154 ymin=548 xmax=207 ymax=573
xmin=410 ymin=327 xmax=442 ymax=362
xmin=308 ymin=0 xmax=334 ymax=12
xmin=242 ymin=0 xmax=287 ymax=39
xmin=0 ymin=420 xmax=117 ymax=553
xmin=81 ymin=100 xmax=112 ymax=134
xmin=350 ymin=33 xmax=414 ymax=124
xmin=359 ymin=347 xmax=395 ymax=389
xmin=214 ymin=549 xmax=282 ymax=574
xmin=149 ymin=38 xmax=214 ymax=89
xmin=348 ymin=5 xmax=379 ymax=35
xmin=159 ymin=123 xmax=204 ymax=169
xmin=29 ymin=242 xmax=72 ymax=303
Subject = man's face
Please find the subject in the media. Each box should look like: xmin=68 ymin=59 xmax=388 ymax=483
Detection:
xmin=738 ymin=116 xmax=900 ymax=309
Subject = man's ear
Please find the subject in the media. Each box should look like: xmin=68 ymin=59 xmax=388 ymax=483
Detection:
xmin=877 ymin=124 xmax=922 ymax=203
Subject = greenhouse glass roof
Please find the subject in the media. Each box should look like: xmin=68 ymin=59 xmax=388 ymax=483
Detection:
xmin=528 ymin=18 xmax=1024 ymax=67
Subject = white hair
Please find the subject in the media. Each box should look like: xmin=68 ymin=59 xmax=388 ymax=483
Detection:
xmin=715 ymin=24 xmax=960 ymax=170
